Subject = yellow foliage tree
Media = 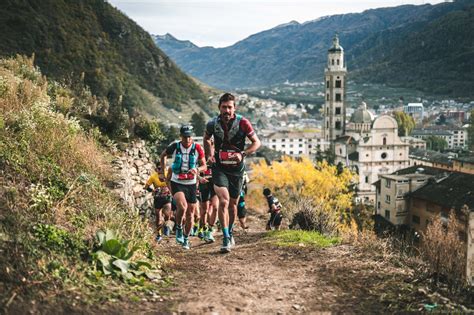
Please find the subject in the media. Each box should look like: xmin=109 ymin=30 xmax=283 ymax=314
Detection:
xmin=250 ymin=156 xmax=355 ymax=234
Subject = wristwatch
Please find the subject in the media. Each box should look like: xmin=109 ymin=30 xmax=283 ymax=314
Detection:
xmin=241 ymin=151 xmax=247 ymax=158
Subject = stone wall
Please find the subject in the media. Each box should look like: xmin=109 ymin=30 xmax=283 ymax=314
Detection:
xmin=111 ymin=140 xmax=155 ymax=212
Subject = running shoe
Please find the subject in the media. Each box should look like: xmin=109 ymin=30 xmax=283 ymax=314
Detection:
xmin=163 ymin=225 xmax=171 ymax=236
xmin=191 ymin=223 xmax=199 ymax=236
xmin=204 ymin=230 xmax=215 ymax=243
xmin=229 ymin=234 xmax=236 ymax=247
xmin=182 ymin=237 xmax=190 ymax=250
xmin=198 ymin=228 xmax=205 ymax=240
xmin=176 ymin=227 xmax=184 ymax=244
xmin=220 ymin=237 xmax=231 ymax=253
xmin=155 ymin=235 xmax=163 ymax=243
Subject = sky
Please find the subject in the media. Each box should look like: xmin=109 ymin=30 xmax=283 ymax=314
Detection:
xmin=108 ymin=0 xmax=446 ymax=48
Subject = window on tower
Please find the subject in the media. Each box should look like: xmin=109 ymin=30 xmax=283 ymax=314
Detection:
xmin=335 ymin=121 xmax=342 ymax=130
xmin=335 ymin=93 xmax=342 ymax=102
xmin=326 ymin=107 xmax=329 ymax=115
xmin=326 ymin=94 xmax=330 ymax=101
xmin=335 ymin=80 xmax=342 ymax=88
xmin=326 ymin=80 xmax=329 ymax=88
xmin=335 ymin=107 xmax=341 ymax=115
xmin=337 ymin=59 xmax=340 ymax=65
xmin=332 ymin=59 xmax=334 ymax=65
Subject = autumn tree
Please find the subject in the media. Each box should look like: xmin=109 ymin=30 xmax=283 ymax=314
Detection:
xmin=250 ymin=157 xmax=355 ymax=235
xmin=393 ymin=111 xmax=415 ymax=136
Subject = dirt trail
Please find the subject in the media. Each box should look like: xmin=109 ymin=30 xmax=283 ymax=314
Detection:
xmin=152 ymin=212 xmax=425 ymax=314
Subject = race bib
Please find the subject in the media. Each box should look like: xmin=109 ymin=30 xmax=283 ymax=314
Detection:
xmin=219 ymin=149 xmax=241 ymax=166
xmin=157 ymin=186 xmax=170 ymax=197
xmin=177 ymin=173 xmax=195 ymax=180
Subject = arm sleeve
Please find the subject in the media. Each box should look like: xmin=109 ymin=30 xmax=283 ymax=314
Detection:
xmin=195 ymin=143 xmax=205 ymax=159
xmin=240 ymin=118 xmax=255 ymax=137
xmin=145 ymin=176 xmax=153 ymax=187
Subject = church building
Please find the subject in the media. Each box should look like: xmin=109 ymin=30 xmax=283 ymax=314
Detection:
xmin=322 ymin=35 xmax=411 ymax=202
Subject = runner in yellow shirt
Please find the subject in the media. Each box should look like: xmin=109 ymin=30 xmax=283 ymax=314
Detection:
xmin=144 ymin=165 xmax=172 ymax=242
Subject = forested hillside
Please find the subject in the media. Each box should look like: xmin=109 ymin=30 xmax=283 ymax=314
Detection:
xmin=155 ymin=0 xmax=474 ymax=98
xmin=0 ymin=0 xmax=208 ymax=117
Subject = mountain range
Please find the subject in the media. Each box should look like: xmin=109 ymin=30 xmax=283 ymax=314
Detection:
xmin=154 ymin=0 xmax=474 ymax=99
xmin=0 ymin=0 xmax=208 ymax=117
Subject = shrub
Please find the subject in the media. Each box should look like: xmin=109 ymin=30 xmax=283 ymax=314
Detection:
xmin=421 ymin=210 xmax=467 ymax=288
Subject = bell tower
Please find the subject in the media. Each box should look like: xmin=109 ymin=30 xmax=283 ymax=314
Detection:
xmin=323 ymin=34 xmax=347 ymax=143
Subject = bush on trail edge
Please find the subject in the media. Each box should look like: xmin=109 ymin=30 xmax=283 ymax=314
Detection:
xmin=0 ymin=55 xmax=162 ymax=310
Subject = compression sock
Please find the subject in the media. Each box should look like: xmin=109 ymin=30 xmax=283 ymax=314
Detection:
xmin=222 ymin=227 xmax=230 ymax=239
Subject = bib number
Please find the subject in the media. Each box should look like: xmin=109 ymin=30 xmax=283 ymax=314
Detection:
xmin=219 ymin=149 xmax=241 ymax=166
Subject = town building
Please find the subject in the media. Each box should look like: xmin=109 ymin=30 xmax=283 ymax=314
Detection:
xmin=404 ymin=103 xmax=424 ymax=121
xmin=323 ymin=34 xmax=347 ymax=143
xmin=409 ymin=148 xmax=455 ymax=171
xmin=373 ymin=165 xmax=474 ymax=285
xmin=261 ymin=131 xmax=323 ymax=157
xmin=322 ymin=35 xmax=411 ymax=202
xmin=411 ymin=127 xmax=468 ymax=150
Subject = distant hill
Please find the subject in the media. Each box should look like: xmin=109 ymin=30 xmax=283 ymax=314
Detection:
xmin=0 ymin=0 xmax=208 ymax=117
xmin=154 ymin=0 xmax=474 ymax=98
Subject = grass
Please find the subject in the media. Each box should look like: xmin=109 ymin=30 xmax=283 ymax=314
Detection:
xmin=266 ymin=230 xmax=340 ymax=248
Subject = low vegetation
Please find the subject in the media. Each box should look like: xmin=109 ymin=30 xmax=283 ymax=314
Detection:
xmin=265 ymin=230 xmax=340 ymax=248
xmin=0 ymin=56 xmax=161 ymax=311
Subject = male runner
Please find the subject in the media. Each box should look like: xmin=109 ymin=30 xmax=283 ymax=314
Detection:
xmin=159 ymin=125 xmax=206 ymax=250
xmin=204 ymin=93 xmax=261 ymax=253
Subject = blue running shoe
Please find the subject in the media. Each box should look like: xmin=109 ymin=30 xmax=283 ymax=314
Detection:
xmin=182 ymin=237 xmax=190 ymax=250
xmin=198 ymin=229 xmax=205 ymax=239
xmin=155 ymin=235 xmax=163 ymax=243
xmin=163 ymin=226 xmax=171 ymax=237
xmin=204 ymin=229 xmax=215 ymax=243
xmin=220 ymin=237 xmax=231 ymax=253
xmin=176 ymin=227 xmax=184 ymax=245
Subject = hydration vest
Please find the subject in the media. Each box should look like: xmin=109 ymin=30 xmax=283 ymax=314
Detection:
xmin=213 ymin=114 xmax=245 ymax=149
xmin=171 ymin=142 xmax=197 ymax=174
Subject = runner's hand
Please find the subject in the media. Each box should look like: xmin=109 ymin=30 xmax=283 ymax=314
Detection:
xmin=189 ymin=168 xmax=198 ymax=175
xmin=208 ymin=155 xmax=216 ymax=164
xmin=231 ymin=152 xmax=243 ymax=163
xmin=158 ymin=174 xmax=166 ymax=182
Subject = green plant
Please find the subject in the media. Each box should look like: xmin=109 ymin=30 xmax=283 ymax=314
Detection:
xmin=32 ymin=223 xmax=86 ymax=255
xmin=91 ymin=230 xmax=161 ymax=283
xmin=265 ymin=230 xmax=340 ymax=248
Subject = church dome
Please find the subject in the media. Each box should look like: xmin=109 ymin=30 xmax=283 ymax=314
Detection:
xmin=328 ymin=34 xmax=343 ymax=53
xmin=350 ymin=102 xmax=373 ymax=124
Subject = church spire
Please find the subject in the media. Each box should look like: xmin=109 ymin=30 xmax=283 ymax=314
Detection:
xmin=333 ymin=33 xmax=339 ymax=49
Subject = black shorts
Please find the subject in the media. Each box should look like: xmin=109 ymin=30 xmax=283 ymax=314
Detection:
xmin=170 ymin=181 xmax=197 ymax=204
xmin=237 ymin=196 xmax=246 ymax=219
xmin=212 ymin=167 xmax=243 ymax=199
xmin=268 ymin=211 xmax=283 ymax=227
xmin=199 ymin=182 xmax=216 ymax=202
xmin=154 ymin=195 xmax=171 ymax=209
